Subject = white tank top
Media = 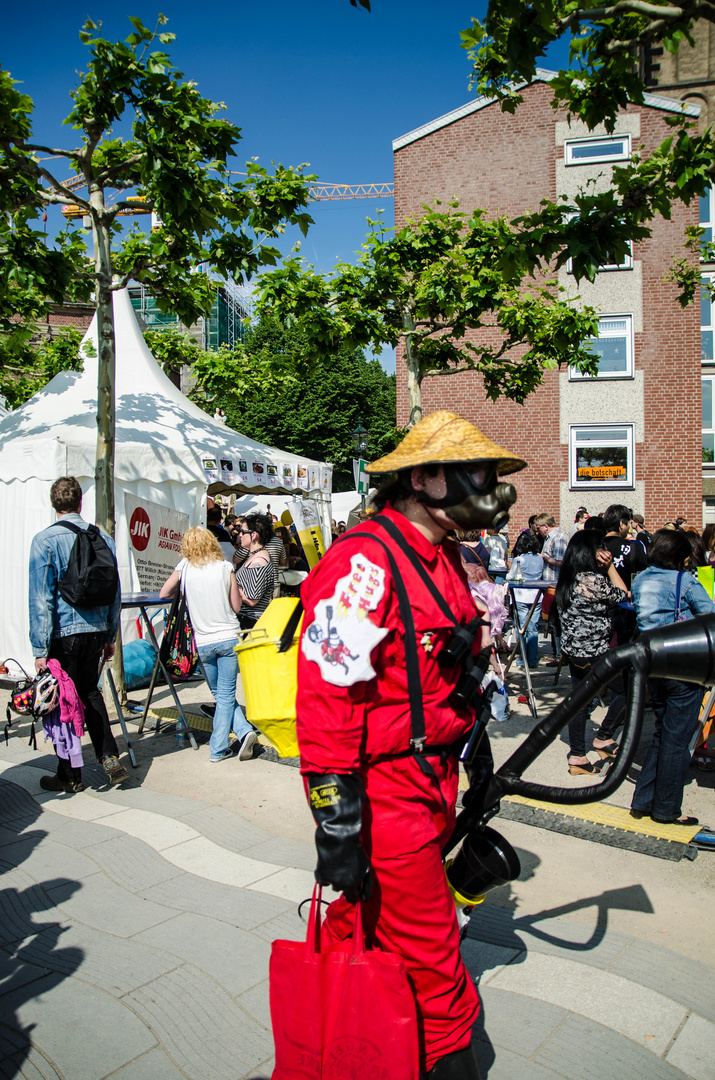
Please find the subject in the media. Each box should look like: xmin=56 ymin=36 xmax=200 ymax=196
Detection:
xmin=175 ymin=558 xmax=240 ymax=647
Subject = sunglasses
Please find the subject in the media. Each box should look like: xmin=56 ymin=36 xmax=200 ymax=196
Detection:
xmin=239 ymin=529 xmax=252 ymax=536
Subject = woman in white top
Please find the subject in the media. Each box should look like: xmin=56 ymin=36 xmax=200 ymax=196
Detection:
xmin=160 ymin=527 xmax=257 ymax=763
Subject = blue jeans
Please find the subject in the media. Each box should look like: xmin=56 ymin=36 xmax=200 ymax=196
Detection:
xmin=516 ymin=602 xmax=540 ymax=667
xmin=631 ymin=678 xmax=702 ymax=820
xmin=198 ymin=638 xmax=253 ymax=758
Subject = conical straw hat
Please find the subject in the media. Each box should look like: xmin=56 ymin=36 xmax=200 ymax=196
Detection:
xmin=367 ymin=410 xmax=526 ymax=476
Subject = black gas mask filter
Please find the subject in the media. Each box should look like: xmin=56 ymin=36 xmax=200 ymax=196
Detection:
xmin=413 ymin=462 xmax=517 ymax=531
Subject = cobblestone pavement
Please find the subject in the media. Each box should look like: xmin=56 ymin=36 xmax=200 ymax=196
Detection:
xmin=0 ymin=739 xmax=712 ymax=1080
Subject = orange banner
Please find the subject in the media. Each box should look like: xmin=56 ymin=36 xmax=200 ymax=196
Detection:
xmin=577 ymin=465 xmax=626 ymax=479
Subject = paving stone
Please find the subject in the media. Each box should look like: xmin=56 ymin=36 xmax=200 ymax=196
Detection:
xmin=159 ymin=836 xmax=282 ymax=888
xmin=489 ymin=950 xmax=687 ymax=1056
xmin=246 ymin=866 xmax=316 ymax=903
xmin=535 ymin=1015 xmax=691 ymax=1080
xmin=45 ymin=873 xmax=176 ymax=938
xmin=0 ymin=782 xmax=42 ymax=827
xmin=99 ymin=787 xmax=211 ymax=819
xmin=0 ymin=868 xmax=75 ymax=948
xmin=99 ymin=808 xmax=199 ymax=850
xmin=460 ymin=938 xmax=522 ymax=985
xmin=237 ymin=979 xmax=271 ymax=1030
xmin=103 ymin=1046 xmax=188 ymax=1080
xmin=0 ymin=952 xmax=69 ymax=1000
xmin=0 ymin=837 xmax=104 ymax=887
xmin=0 ymin=1045 xmax=63 ymax=1079
xmin=0 ymin=824 xmax=34 ymax=848
xmin=85 ymin=835 xmax=184 ymax=893
xmin=177 ymin=805 xmax=270 ymax=853
xmin=142 ymin=873 xmax=293 ymax=930
xmin=251 ymin=907 xmax=307 ymax=945
xmin=475 ymin=1042 xmax=565 ymax=1080
xmin=465 ymin=903 xmax=531 ymax=952
xmin=508 ymin=914 xmax=634 ymax=970
xmin=133 ymin=912 xmax=270 ymax=996
xmin=242 ymin=836 xmax=316 ymax=871
xmin=3 ymin=973 xmax=157 ymax=1080
xmin=0 ymin=1014 xmax=35 ymax=1059
xmin=17 ymin=922 xmax=179 ymax=996
xmin=474 ymin=986 xmax=569 ymax=1058
xmin=15 ymin=812 xmax=121 ymax=851
xmin=250 ymin=1056 xmax=274 ymax=1080
xmin=125 ymin=965 xmax=272 ymax=1080
xmin=666 ymin=1013 xmax=715 ymax=1080
xmin=610 ymin=939 xmax=715 ymax=1024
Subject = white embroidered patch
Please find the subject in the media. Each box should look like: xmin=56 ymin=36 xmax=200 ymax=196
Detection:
xmin=302 ymin=553 xmax=388 ymax=686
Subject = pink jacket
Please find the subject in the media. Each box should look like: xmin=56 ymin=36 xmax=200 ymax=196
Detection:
xmin=47 ymin=659 xmax=85 ymax=737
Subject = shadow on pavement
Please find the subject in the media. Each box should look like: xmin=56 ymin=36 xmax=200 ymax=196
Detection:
xmin=0 ymin=773 xmax=84 ymax=1078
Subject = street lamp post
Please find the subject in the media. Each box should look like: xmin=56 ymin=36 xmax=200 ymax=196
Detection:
xmin=350 ymin=420 xmax=370 ymax=511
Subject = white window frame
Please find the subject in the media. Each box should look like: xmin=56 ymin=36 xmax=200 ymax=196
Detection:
xmin=564 ymin=134 xmax=631 ymax=166
xmin=570 ymin=424 xmax=635 ymax=490
xmin=703 ymin=373 xmax=715 ymax=465
xmin=703 ymin=274 xmax=714 ymax=364
xmin=700 ymin=185 xmax=714 ymax=258
xmin=569 ymin=314 xmax=634 ymax=380
xmin=566 ymin=242 xmax=633 ymax=274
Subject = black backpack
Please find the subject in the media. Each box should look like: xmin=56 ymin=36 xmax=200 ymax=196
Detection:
xmin=53 ymin=520 xmax=120 ymax=608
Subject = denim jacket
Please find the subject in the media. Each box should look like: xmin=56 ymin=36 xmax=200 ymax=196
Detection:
xmin=28 ymin=513 xmax=121 ymax=656
xmin=632 ymin=565 xmax=713 ymax=633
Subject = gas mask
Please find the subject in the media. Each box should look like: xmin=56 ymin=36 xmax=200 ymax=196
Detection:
xmin=416 ymin=462 xmax=517 ymax=530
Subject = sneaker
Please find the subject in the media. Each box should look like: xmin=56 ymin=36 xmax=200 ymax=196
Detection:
xmin=237 ymin=730 xmax=258 ymax=761
xmin=101 ymin=755 xmax=129 ymax=785
xmin=210 ymin=748 xmax=234 ymax=762
xmin=40 ymin=774 xmax=85 ymax=794
xmin=199 ymin=703 xmax=216 ymax=720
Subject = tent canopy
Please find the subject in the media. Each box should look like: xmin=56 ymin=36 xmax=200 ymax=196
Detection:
xmin=0 ymin=288 xmax=330 ymax=495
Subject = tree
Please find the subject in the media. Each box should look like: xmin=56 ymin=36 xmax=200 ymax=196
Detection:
xmin=0 ymin=327 xmax=85 ymax=410
xmin=190 ymin=318 xmax=400 ymax=489
xmin=256 ymin=205 xmax=601 ymax=425
xmin=142 ymin=324 xmax=204 ymax=378
xmin=0 ymin=17 xmax=314 ymax=535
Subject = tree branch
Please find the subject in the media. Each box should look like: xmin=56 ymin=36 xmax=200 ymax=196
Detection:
xmin=22 ymin=143 xmax=83 ymax=161
xmin=95 ymin=154 xmax=144 ymax=185
xmin=36 ymin=166 xmax=90 ymax=207
xmin=36 ymin=188 xmax=90 ymax=209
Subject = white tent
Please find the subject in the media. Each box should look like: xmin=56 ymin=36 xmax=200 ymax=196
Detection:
xmin=0 ymin=289 xmax=329 ymax=670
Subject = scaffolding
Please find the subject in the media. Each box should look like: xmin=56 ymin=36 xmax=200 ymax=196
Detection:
xmin=129 ymin=279 xmax=249 ymax=351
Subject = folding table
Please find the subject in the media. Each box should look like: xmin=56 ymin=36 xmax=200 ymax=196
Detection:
xmin=504 ymin=580 xmax=553 ymax=718
xmin=103 ymin=592 xmax=199 ymax=756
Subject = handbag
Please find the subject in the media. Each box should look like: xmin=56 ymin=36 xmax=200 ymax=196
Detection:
xmin=159 ymin=570 xmax=199 ymax=680
xmin=270 ymin=886 xmax=419 ymax=1079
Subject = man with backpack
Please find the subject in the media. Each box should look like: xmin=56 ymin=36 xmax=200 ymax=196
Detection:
xmin=29 ymin=476 xmax=127 ymax=791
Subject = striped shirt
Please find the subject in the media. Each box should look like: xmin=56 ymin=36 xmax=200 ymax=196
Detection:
xmin=235 ymin=553 xmax=275 ymax=625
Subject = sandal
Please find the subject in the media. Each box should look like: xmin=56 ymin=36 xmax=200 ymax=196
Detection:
xmin=568 ymin=758 xmax=601 ymax=776
xmin=651 ymin=815 xmax=699 ymax=827
xmin=594 ymin=742 xmax=619 ymax=760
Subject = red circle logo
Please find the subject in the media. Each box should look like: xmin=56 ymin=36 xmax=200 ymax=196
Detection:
xmin=129 ymin=507 xmax=151 ymax=552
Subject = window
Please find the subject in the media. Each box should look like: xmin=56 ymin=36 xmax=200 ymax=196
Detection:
xmin=703 ymin=276 xmax=714 ymax=363
xmin=566 ymin=242 xmax=633 ymax=274
xmin=565 ymin=135 xmax=631 ymax=166
xmin=570 ymin=425 xmax=634 ymax=489
xmin=703 ymin=375 xmax=715 ymax=464
xmin=700 ymin=185 xmax=713 ymax=251
xmin=570 ymin=315 xmax=634 ymax=379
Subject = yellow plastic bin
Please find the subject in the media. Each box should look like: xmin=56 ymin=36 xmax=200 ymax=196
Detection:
xmin=234 ymin=598 xmax=303 ymax=757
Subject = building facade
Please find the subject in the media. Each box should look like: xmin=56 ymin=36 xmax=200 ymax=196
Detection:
xmin=393 ymin=73 xmax=702 ymax=531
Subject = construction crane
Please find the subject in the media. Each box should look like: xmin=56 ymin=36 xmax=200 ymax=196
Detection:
xmin=58 ymin=176 xmax=394 ymax=218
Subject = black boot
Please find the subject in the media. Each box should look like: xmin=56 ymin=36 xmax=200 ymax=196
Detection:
xmin=427 ymin=1043 xmax=481 ymax=1079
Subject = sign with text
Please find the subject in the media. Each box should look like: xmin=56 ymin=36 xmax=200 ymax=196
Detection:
xmin=125 ymin=494 xmax=189 ymax=592
xmin=353 ymin=458 xmax=369 ymax=495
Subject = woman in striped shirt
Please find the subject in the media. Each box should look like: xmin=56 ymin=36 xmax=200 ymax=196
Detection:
xmin=235 ymin=513 xmax=276 ymax=628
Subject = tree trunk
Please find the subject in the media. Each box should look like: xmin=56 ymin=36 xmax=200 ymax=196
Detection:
xmin=91 ymin=196 xmax=125 ymax=700
xmin=402 ymin=308 xmax=422 ymax=427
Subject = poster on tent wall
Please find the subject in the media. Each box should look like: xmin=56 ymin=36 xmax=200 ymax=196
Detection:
xmin=238 ymin=459 xmax=250 ymax=486
xmin=220 ymin=458 xmax=235 ymax=485
xmin=291 ymin=497 xmax=325 ymax=569
xmin=281 ymin=463 xmax=294 ymax=488
xmin=125 ymin=494 xmax=189 ymax=592
xmin=202 ymin=458 xmax=218 ymax=483
xmin=266 ymin=463 xmax=280 ymax=488
xmin=308 ymin=465 xmax=319 ymax=491
xmin=320 ymin=465 xmax=333 ymax=493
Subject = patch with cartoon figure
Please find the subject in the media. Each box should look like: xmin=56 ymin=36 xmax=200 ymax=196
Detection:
xmin=302 ymin=554 xmax=388 ymax=686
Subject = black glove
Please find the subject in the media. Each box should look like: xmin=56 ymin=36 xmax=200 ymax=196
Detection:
xmin=307 ymin=772 xmax=372 ymax=903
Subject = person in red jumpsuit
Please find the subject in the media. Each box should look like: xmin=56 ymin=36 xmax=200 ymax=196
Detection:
xmin=296 ymin=411 xmax=526 ymax=1079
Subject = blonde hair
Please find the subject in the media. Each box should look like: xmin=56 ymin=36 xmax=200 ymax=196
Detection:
xmin=180 ymin=526 xmax=224 ymax=565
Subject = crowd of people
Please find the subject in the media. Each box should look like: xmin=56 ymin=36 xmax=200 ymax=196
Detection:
xmin=489 ymin=503 xmax=714 ymax=826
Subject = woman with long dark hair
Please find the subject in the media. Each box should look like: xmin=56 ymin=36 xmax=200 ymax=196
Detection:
xmin=555 ymin=531 xmax=627 ymax=775
xmin=630 ymin=529 xmax=713 ymax=825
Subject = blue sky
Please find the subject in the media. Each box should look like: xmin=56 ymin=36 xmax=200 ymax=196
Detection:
xmin=3 ymin=2 xmax=570 ymax=371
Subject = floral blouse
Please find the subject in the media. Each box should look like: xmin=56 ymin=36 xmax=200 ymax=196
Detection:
xmin=559 ymin=572 xmax=624 ymax=661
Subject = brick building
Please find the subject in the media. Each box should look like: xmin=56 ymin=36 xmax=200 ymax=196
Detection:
xmin=392 ymin=71 xmax=702 ymax=532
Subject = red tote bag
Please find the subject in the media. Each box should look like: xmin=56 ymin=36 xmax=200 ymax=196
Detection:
xmin=270 ymin=886 xmax=420 ymax=1080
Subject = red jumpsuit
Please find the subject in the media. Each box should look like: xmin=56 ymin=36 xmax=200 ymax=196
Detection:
xmin=296 ymin=506 xmax=483 ymax=1072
